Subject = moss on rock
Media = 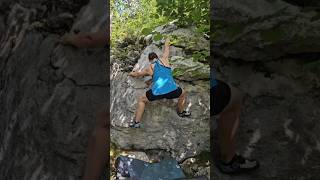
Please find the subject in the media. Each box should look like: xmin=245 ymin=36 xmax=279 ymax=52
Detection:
xmin=171 ymin=56 xmax=209 ymax=81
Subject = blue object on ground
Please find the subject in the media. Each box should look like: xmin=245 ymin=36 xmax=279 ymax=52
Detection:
xmin=115 ymin=156 xmax=186 ymax=180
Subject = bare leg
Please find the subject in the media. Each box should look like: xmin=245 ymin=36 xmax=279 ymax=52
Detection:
xmin=217 ymin=86 xmax=243 ymax=163
xmin=83 ymin=106 xmax=109 ymax=180
xmin=135 ymin=95 xmax=149 ymax=122
xmin=177 ymin=89 xmax=186 ymax=113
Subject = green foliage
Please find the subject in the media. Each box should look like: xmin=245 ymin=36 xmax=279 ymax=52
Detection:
xmin=172 ymin=67 xmax=186 ymax=77
xmin=111 ymin=0 xmax=210 ymax=48
xmin=153 ymin=32 xmax=163 ymax=41
xmin=156 ymin=0 xmax=210 ymax=33
xmin=192 ymin=50 xmax=209 ymax=63
xmin=141 ymin=28 xmax=167 ymax=42
xmin=141 ymin=27 xmax=153 ymax=35
xmin=111 ymin=0 xmax=169 ymax=46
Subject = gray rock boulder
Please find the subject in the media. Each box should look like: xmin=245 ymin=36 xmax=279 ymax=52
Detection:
xmin=213 ymin=0 xmax=320 ymax=61
xmin=0 ymin=0 xmax=108 ymax=179
xmin=111 ymin=24 xmax=210 ymax=162
xmin=110 ymin=70 xmax=209 ymax=162
xmin=131 ymin=43 xmax=208 ymax=82
xmin=212 ymin=1 xmax=320 ymax=179
xmin=171 ymin=56 xmax=210 ymax=81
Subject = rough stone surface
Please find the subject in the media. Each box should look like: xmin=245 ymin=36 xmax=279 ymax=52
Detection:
xmin=212 ymin=57 xmax=320 ymax=179
xmin=131 ymin=44 xmax=209 ymax=82
xmin=181 ymin=158 xmax=210 ymax=178
xmin=111 ymin=71 xmax=209 ymax=162
xmin=212 ymin=0 xmax=320 ymax=179
xmin=111 ymin=24 xmax=210 ymax=164
xmin=213 ymin=0 xmax=320 ymax=62
xmin=0 ymin=0 xmax=108 ymax=179
xmin=122 ymin=151 xmax=150 ymax=162
xmin=171 ymin=56 xmax=210 ymax=81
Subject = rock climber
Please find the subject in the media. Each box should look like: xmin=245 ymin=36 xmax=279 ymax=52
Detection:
xmin=128 ymin=37 xmax=191 ymax=128
xmin=211 ymin=66 xmax=259 ymax=174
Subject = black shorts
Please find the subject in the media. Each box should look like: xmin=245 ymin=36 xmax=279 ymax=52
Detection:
xmin=146 ymin=87 xmax=182 ymax=101
xmin=211 ymin=80 xmax=231 ymax=116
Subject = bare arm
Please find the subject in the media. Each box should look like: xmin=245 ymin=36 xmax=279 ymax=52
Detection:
xmin=161 ymin=37 xmax=170 ymax=65
xmin=61 ymin=30 xmax=108 ymax=48
xmin=129 ymin=65 xmax=153 ymax=77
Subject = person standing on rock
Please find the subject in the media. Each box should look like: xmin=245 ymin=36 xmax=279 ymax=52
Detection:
xmin=128 ymin=37 xmax=191 ymax=128
xmin=211 ymin=67 xmax=260 ymax=174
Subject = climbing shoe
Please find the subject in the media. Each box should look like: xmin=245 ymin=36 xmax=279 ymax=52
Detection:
xmin=129 ymin=121 xmax=141 ymax=128
xmin=216 ymin=154 xmax=259 ymax=174
xmin=177 ymin=110 xmax=191 ymax=117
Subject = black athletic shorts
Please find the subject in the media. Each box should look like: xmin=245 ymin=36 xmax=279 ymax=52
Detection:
xmin=146 ymin=87 xmax=182 ymax=101
xmin=211 ymin=80 xmax=231 ymax=116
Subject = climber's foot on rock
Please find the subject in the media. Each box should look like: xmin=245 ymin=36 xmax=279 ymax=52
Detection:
xmin=177 ymin=110 xmax=191 ymax=117
xmin=129 ymin=121 xmax=141 ymax=128
xmin=216 ymin=154 xmax=259 ymax=174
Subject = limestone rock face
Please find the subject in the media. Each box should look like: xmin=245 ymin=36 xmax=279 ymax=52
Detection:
xmin=111 ymin=24 xmax=210 ymax=162
xmin=213 ymin=0 xmax=320 ymax=61
xmin=111 ymin=71 xmax=209 ymax=162
xmin=171 ymin=56 xmax=210 ymax=81
xmin=0 ymin=0 xmax=108 ymax=179
xmin=212 ymin=0 xmax=320 ymax=179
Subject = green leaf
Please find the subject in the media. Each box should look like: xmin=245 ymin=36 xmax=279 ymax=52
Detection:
xmin=201 ymin=50 xmax=209 ymax=57
xmin=141 ymin=28 xmax=152 ymax=35
xmin=153 ymin=33 xmax=163 ymax=41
